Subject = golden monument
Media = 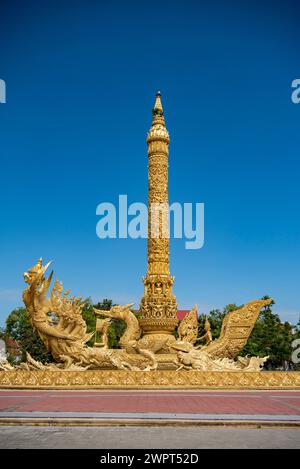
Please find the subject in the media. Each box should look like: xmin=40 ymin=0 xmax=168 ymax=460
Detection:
xmin=0 ymin=93 xmax=299 ymax=389
xmin=139 ymin=91 xmax=178 ymax=344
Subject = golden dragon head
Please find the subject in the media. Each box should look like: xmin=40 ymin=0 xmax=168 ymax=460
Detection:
xmin=23 ymin=258 xmax=52 ymax=285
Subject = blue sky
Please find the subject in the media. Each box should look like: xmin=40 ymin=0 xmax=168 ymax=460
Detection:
xmin=0 ymin=0 xmax=299 ymax=326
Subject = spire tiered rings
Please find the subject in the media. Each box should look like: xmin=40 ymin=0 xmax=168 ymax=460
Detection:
xmin=139 ymin=93 xmax=178 ymax=336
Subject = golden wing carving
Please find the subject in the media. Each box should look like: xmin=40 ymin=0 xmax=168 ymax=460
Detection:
xmin=202 ymin=298 xmax=272 ymax=359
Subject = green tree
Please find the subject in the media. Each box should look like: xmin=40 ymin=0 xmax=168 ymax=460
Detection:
xmin=293 ymin=318 xmax=300 ymax=371
xmin=5 ymin=307 xmax=52 ymax=364
xmin=81 ymin=298 xmax=97 ymax=346
xmin=241 ymin=298 xmax=295 ymax=369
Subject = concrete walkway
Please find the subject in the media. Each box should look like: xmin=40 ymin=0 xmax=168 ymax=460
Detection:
xmin=1 ymin=425 xmax=299 ymax=449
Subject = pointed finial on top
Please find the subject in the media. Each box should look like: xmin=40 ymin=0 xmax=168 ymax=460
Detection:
xmin=147 ymin=91 xmax=169 ymax=142
xmin=153 ymin=91 xmax=163 ymax=116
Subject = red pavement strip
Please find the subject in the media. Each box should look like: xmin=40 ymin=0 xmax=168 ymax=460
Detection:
xmin=0 ymin=390 xmax=300 ymax=415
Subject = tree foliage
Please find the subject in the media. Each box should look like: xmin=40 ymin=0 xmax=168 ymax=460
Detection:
xmin=5 ymin=307 xmax=52 ymax=364
xmin=293 ymin=319 xmax=300 ymax=371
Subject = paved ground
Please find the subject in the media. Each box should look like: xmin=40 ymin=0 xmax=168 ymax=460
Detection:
xmin=1 ymin=390 xmax=300 ymax=449
xmin=0 ymin=390 xmax=300 ymax=424
xmin=0 ymin=425 xmax=299 ymax=448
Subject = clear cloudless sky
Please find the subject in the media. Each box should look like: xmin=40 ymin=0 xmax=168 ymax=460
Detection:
xmin=0 ymin=0 xmax=299 ymax=326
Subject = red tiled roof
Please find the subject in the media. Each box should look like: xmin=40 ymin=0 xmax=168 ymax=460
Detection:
xmin=177 ymin=310 xmax=190 ymax=320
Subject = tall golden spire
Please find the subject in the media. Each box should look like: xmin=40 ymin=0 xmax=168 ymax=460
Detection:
xmin=139 ymin=92 xmax=178 ymax=337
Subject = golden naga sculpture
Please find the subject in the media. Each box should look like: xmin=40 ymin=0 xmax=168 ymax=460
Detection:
xmin=14 ymin=257 xmax=271 ymax=372
xmin=21 ymin=258 xmax=155 ymax=371
xmin=175 ymin=351 xmax=269 ymax=372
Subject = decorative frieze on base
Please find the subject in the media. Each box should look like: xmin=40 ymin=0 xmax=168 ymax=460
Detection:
xmin=0 ymin=370 xmax=299 ymax=389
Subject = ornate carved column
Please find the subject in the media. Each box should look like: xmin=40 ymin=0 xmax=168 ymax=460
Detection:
xmin=139 ymin=92 xmax=178 ymax=336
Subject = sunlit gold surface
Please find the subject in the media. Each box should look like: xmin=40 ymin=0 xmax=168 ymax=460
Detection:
xmin=0 ymin=370 xmax=299 ymax=389
xmin=139 ymin=92 xmax=178 ymax=337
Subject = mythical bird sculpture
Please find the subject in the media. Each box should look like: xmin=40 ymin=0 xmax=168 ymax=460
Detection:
xmin=94 ymin=304 xmax=202 ymax=356
xmin=94 ymin=304 xmax=177 ymax=356
xmin=13 ymin=258 xmax=271 ymax=372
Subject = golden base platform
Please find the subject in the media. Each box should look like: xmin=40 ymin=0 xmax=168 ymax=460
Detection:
xmin=0 ymin=370 xmax=299 ymax=390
